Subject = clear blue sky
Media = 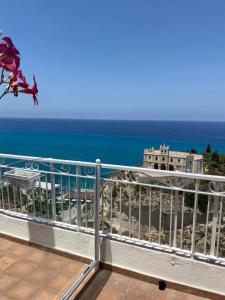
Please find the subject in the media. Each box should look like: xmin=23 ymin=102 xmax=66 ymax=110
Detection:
xmin=1 ymin=0 xmax=225 ymax=120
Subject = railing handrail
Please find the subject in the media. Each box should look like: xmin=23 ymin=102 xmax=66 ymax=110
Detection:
xmin=101 ymin=163 xmax=225 ymax=182
xmin=1 ymin=152 xmax=225 ymax=182
xmin=0 ymin=153 xmax=96 ymax=168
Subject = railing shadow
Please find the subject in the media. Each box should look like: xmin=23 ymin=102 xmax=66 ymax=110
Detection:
xmin=27 ymin=219 xmax=55 ymax=249
xmin=76 ymin=269 xmax=112 ymax=300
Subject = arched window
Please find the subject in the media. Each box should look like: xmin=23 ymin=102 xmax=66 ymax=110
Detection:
xmin=169 ymin=165 xmax=174 ymax=171
xmin=154 ymin=163 xmax=158 ymax=169
xmin=160 ymin=164 xmax=166 ymax=170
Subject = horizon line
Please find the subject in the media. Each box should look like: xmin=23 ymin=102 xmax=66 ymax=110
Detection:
xmin=0 ymin=117 xmax=225 ymax=123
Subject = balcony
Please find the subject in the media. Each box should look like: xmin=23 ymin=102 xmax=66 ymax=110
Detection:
xmin=0 ymin=153 xmax=225 ymax=299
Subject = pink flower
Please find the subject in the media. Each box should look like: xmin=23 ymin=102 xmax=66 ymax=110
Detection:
xmin=11 ymin=70 xmax=29 ymax=96
xmin=20 ymin=75 xmax=38 ymax=105
xmin=0 ymin=37 xmax=20 ymax=72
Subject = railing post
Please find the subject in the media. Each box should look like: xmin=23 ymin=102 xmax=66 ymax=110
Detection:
xmin=50 ymin=162 xmax=56 ymax=221
xmin=210 ymin=183 xmax=220 ymax=256
xmin=172 ymin=190 xmax=178 ymax=248
xmin=76 ymin=166 xmax=81 ymax=227
xmin=95 ymin=159 xmax=101 ymax=268
xmin=191 ymin=179 xmax=200 ymax=256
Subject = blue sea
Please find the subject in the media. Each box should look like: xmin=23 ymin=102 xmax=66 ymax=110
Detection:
xmin=0 ymin=118 xmax=225 ymax=166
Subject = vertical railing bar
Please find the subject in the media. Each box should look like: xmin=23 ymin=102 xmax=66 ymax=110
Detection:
xmin=0 ymin=168 xmax=5 ymax=209
xmin=60 ymin=175 xmax=63 ymax=222
xmin=110 ymin=185 xmax=113 ymax=234
xmin=169 ymin=190 xmax=173 ymax=247
xmin=204 ymin=195 xmax=210 ymax=255
xmin=68 ymin=176 xmax=71 ymax=224
xmin=19 ymin=187 xmax=22 ymax=213
xmin=180 ymin=192 xmax=185 ymax=249
xmin=7 ymin=182 xmax=10 ymax=210
xmin=32 ymin=188 xmax=35 ymax=216
xmin=119 ymin=185 xmax=122 ymax=236
xmin=210 ymin=184 xmax=220 ymax=256
xmin=13 ymin=186 xmax=16 ymax=211
xmin=45 ymin=173 xmax=49 ymax=219
xmin=139 ymin=185 xmax=141 ymax=240
xmin=94 ymin=159 xmax=101 ymax=268
xmin=216 ymin=199 xmax=223 ymax=257
xmin=25 ymin=189 xmax=28 ymax=214
xmin=129 ymin=188 xmax=131 ymax=238
xmin=39 ymin=178 xmax=42 ymax=217
xmin=148 ymin=187 xmax=152 ymax=242
xmin=76 ymin=166 xmax=81 ymax=227
xmin=85 ymin=179 xmax=88 ymax=228
xmin=173 ymin=190 xmax=179 ymax=248
xmin=101 ymin=182 xmax=104 ymax=232
xmin=50 ymin=162 xmax=56 ymax=221
xmin=191 ymin=179 xmax=200 ymax=256
xmin=159 ymin=188 xmax=162 ymax=244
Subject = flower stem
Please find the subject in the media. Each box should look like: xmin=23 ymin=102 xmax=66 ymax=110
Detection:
xmin=0 ymin=68 xmax=4 ymax=83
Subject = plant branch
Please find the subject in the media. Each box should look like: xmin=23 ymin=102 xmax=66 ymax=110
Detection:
xmin=0 ymin=68 xmax=4 ymax=84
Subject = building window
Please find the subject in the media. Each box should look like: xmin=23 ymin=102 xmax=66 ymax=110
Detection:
xmin=170 ymin=158 xmax=173 ymax=162
xmin=149 ymin=155 xmax=151 ymax=159
xmin=162 ymin=157 xmax=165 ymax=161
xmin=169 ymin=165 xmax=174 ymax=171
xmin=155 ymin=157 xmax=158 ymax=161
xmin=178 ymin=158 xmax=180 ymax=163
xmin=160 ymin=164 xmax=166 ymax=170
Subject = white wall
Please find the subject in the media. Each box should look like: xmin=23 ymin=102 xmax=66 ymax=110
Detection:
xmin=0 ymin=213 xmax=225 ymax=296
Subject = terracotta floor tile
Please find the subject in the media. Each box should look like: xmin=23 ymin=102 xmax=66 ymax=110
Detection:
xmin=125 ymin=278 xmax=153 ymax=300
xmin=29 ymin=287 xmax=57 ymax=300
xmin=4 ymin=279 xmax=39 ymax=300
xmin=182 ymin=294 xmax=209 ymax=300
xmin=128 ymin=277 xmax=152 ymax=292
xmin=5 ymin=259 xmax=38 ymax=277
xmin=0 ymin=255 xmax=18 ymax=273
xmin=0 ymin=273 xmax=20 ymax=292
xmin=0 ymin=239 xmax=17 ymax=251
xmin=0 ymin=293 xmax=11 ymax=300
xmin=7 ymin=243 xmax=33 ymax=257
xmin=24 ymin=266 xmax=55 ymax=284
xmin=152 ymin=288 xmax=180 ymax=300
xmin=62 ymin=260 xmax=86 ymax=278
xmin=42 ymin=254 xmax=70 ymax=270
xmin=96 ymin=288 xmax=125 ymax=300
xmin=46 ymin=273 xmax=70 ymax=292
xmin=102 ymin=273 xmax=131 ymax=295
xmin=123 ymin=293 xmax=151 ymax=300
xmin=27 ymin=248 xmax=48 ymax=264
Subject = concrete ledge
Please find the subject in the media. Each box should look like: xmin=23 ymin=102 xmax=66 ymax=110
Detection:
xmin=0 ymin=212 xmax=95 ymax=260
xmin=0 ymin=212 xmax=225 ymax=297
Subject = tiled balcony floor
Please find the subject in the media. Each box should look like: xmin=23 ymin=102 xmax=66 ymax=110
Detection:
xmin=77 ymin=269 xmax=222 ymax=300
xmin=0 ymin=235 xmax=88 ymax=300
xmin=0 ymin=235 xmax=223 ymax=300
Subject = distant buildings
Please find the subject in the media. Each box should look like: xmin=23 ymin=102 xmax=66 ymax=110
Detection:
xmin=143 ymin=145 xmax=203 ymax=173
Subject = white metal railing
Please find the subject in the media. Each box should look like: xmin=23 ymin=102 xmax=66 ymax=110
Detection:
xmin=100 ymin=163 xmax=225 ymax=260
xmin=0 ymin=153 xmax=225 ymax=262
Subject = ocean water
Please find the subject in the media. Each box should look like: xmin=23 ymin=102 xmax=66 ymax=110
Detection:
xmin=0 ymin=118 xmax=225 ymax=166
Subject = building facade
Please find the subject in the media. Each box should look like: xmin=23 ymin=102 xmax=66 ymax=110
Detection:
xmin=143 ymin=145 xmax=203 ymax=173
